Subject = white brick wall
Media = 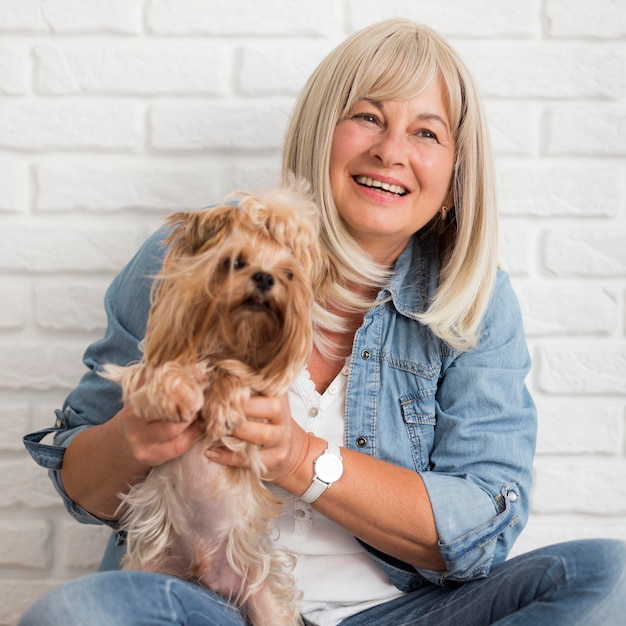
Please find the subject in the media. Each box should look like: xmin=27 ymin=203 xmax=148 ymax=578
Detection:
xmin=1 ymin=0 xmax=624 ymax=623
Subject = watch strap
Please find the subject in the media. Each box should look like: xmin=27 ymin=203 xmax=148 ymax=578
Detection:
xmin=299 ymin=443 xmax=342 ymax=504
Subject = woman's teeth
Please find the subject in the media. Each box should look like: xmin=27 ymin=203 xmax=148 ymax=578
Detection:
xmin=355 ymin=176 xmax=407 ymax=196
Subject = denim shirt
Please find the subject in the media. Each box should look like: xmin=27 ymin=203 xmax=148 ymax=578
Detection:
xmin=23 ymin=222 xmax=536 ymax=592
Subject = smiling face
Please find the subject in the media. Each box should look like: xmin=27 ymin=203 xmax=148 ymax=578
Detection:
xmin=329 ymin=80 xmax=456 ymax=265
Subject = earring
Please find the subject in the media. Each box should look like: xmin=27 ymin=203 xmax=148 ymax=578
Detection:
xmin=440 ymin=205 xmax=449 ymax=220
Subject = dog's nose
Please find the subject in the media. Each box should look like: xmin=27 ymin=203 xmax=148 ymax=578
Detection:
xmin=252 ymin=272 xmax=275 ymax=293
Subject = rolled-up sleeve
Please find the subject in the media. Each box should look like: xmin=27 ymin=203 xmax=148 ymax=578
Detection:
xmin=25 ymin=228 xmax=169 ymax=526
xmin=417 ymin=272 xmax=537 ymax=583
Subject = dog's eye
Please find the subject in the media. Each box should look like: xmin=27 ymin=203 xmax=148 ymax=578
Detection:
xmin=223 ymin=256 xmax=247 ymax=271
xmin=284 ymin=270 xmax=293 ymax=281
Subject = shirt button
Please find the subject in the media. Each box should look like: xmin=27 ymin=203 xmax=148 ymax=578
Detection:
xmin=361 ymin=349 xmax=371 ymax=360
xmin=295 ymin=509 xmax=306 ymax=518
xmin=308 ymin=407 xmax=319 ymax=417
xmin=356 ymin=437 xmax=367 ymax=448
xmin=328 ymin=385 xmax=338 ymax=394
xmin=341 ymin=366 xmax=349 ymax=376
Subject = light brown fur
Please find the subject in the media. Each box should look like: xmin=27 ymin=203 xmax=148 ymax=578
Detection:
xmin=105 ymin=187 xmax=328 ymax=626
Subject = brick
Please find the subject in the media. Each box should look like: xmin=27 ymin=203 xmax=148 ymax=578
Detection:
xmin=0 ymin=159 xmax=27 ymax=213
xmin=0 ymin=580 xmax=59 ymax=626
xmin=0 ymin=102 xmax=143 ymax=152
xmin=42 ymin=0 xmax=142 ymax=34
xmin=460 ymin=45 xmax=626 ymax=99
xmin=35 ymin=44 xmax=228 ymax=96
xmin=33 ymin=401 xmax=63 ymax=432
xmin=531 ymin=459 xmax=626 ymax=514
xmin=546 ymin=105 xmax=626 ymax=157
xmin=34 ymin=280 xmax=108 ymax=332
xmin=0 ymin=344 xmax=88 ymax=390
xmin=62 ymin=520 xmax=110 ymax=570
xmin=547 ymin=0 xmax=626 ymax=38
xmin=0 ymin=403 xmax=30 ymax=452
xmin=35 ymin=161 xmax=221 ymax=213
xmin=239 ymin=43 xmax=336 ymax=96
xmin=512 ymin=516 xmax=626 ymax=557
xmin=0 ymin=0 xmax=50 ymax=32
xmin=0 ymin=45 xmax=30 ymax=95
xmin=229 ymin=159 xmax=282 ymax=195
xmin=498 ymin=166 xmax=620 ymax=218
xmin=534 ymin=400 xmax=624 ymax=455
xmin=0 ymin=282 xmax=29 ymax=329
xmin=147 ymin=0 xmax=339 ymax=35
xmin=536 ymin=345 xmax=626 ymax=395
xmin=0 ymin=228 xmax=138 ymax=273
xmin=499 ymin=227 xmax=533 ymax=277
xmin=0 ymin=520 xmax=52 ymax=569
xmin=347 ymin=0 xmax=535 ymax=37
xmin=543 ymin=230 xmax=626 ymax=277
xmin=518 ymin=285 xmax=619 ymax=335
xmin=485 ymin=103 xmax=538 ymax=157
xmin=150 ymin=102 xmax=292 ymax=152
xmin=0 ymin=459 xmax=61 ymax=509
xmin=0 ymin=0 xmax=142 ymax=34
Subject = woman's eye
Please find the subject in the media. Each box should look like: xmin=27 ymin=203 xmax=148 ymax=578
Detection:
xmin=356 ymin=113 xmax=378 ymax=124
xmin=416 ymin=129 xmax=438 ymax=142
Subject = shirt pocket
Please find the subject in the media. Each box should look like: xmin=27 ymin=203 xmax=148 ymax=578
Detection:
xmin=400 ymin=389 xmax=437 ymax=471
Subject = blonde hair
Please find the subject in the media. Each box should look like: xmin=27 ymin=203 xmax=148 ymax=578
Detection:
xmin=282 ymin=19 xmax=498 ymax=350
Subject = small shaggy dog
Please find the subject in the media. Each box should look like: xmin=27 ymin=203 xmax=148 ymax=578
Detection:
xmin=106 ymin=187 xmax=329 ymax=626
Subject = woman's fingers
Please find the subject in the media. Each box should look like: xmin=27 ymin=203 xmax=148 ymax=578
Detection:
xmin=122 ymin=407 xmax=204 ymax=466
xmin=206 ymin=395 xmax=310 ymax=484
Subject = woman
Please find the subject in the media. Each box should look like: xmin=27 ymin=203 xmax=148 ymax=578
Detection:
xmin=21 ymin=19 xmax=626 ymax=626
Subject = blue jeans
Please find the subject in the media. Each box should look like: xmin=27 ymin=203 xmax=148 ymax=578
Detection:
xmin=19 ymin=540 xmax=626 ymax=626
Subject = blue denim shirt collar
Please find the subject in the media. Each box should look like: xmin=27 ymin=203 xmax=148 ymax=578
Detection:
xmin=382 ymin=230 xmax=440 ymax=320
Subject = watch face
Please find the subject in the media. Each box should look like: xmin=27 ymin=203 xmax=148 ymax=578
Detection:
xmin=316 ymin=453 xmax=343 ymax=483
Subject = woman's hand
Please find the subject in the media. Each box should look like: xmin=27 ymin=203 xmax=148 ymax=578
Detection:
xmin=121 ymin=403 xmax=205 ymax=469
xmin=61 ymin=403 xmax=205 ymax=521
xmin=205 ymin=395 xmax=311 ymax=486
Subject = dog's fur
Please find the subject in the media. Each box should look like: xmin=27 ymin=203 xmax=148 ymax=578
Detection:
xmin=105 ymin=187 xmax=328 ymax=626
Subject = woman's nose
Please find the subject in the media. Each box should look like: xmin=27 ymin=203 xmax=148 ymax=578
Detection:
xmin=369 ymin=129 xmax=409 ymax=168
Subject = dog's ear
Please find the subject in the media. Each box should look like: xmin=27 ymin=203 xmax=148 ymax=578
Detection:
xmin=164 ymin=208 xmax=234 ymax=256
xmin=255 ymin=186 xmax=321 ymax=256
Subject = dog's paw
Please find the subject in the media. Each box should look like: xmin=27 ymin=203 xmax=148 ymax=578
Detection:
xmin=149 ymin=363 xmax=206 ymax=422
xmin=161 ymin=379 xmax=204 ymax=422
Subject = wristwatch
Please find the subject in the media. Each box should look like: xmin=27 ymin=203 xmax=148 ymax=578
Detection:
xmin=300 ymin=443 xmax=344 ymax=504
